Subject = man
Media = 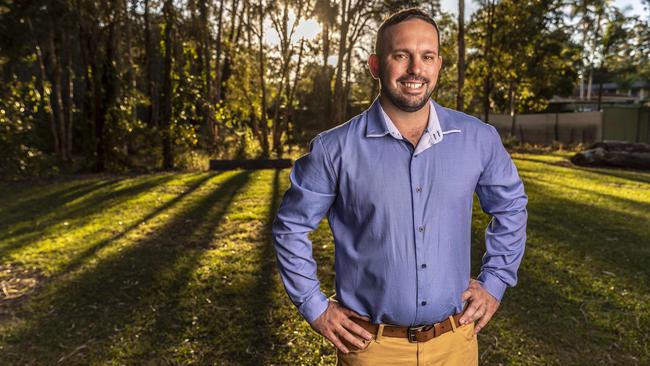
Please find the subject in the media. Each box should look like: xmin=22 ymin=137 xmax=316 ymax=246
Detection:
xmin=272 ymin=8 xmax=527 ymax=365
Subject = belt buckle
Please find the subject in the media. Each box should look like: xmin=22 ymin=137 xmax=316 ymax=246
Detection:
xmin=407 ymin=325 xmax=426 ymax=343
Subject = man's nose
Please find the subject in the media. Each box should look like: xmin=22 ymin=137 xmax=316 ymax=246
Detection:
xmin=407 ymin=56 xmax=423 ymax=75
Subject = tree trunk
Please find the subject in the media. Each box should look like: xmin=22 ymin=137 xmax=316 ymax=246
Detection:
xmin=321 ymin=20 xmax=332 ymax=126
xmin=342 ymin=40 xmax=353 ymax=119
xmin=161 ymin=0 xmax=174 ymax=169
xmin=597 ymin=70 xmax=604 ymax=110
xmin=483 ymin=0 xmax=495 ymax=123
xmin=508 ymin=81 xmax=517 ymax=137
xmin=95 ymin=8 xmax=121 ymax=172
xmin=125 ymin=0 xmax=137 ymax=123
xmin=62 ymin=33 xmax=74 ymax=161
xmin=92 ymin=61 xmax=105 ymax=172
xmin=144 ymin=0 xmax=159 ymax=127
xmin=213 ymin=0 xmax=224 ymax=105
xmin=587 ymin=67 xmax=593 ymax=100
xmin=29 ymin=17 xmax=60 ymax=157
xmin=278 ymin=38 xmax=305 ymax=156
xmin=220 ymin=0 xmax=244 ymax=103
xmin=257 ymin=3 xmax=270 ymax=157
xmin=45 ymin=29 xmax=67 ymax=160
xmin=331 ymin=0 xmax=349 ymax=126
xmin=456 ymin=0 xmax=465 ymax=111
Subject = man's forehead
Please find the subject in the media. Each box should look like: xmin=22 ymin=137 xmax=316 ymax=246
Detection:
xmin=383 ymin=19 xmax=439 ymax=51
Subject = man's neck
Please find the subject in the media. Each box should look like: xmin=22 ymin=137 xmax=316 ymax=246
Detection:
xmin=379 ymin=94 xmax=430 ymax=147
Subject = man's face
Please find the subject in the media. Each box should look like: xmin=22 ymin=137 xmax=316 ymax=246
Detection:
xmin=369 ymin=19 xmax=442 ymax=112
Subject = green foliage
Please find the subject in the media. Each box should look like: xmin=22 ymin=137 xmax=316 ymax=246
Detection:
xmin=0 ymin=76 xmax=58 ymax=177
xmin=466 ymin=0 xmax=580 ymax=116
xmin=0 ymin=0 xmax=648 ymax=176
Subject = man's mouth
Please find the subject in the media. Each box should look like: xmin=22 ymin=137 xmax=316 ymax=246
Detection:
xmin=399 ymin=80 xmax=427 ymax=91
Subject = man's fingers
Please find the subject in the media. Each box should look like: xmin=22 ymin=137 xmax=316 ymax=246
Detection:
xmin=337 ymin=325 xmax=366 ymax=350
xmin=461 ymin=289 xmax=472 ymax=301
xmin=474 ymin=308 xmax=495 ymax=334
xmin=341 ymin=317 xmax=374 ymax=341
xmin=471 ymin=304 xmax=487 ymax=322
xmin=460 ymin=301 xmax=481 ymax=324
xmin=326 ymin=332 xmax=350 ymax=354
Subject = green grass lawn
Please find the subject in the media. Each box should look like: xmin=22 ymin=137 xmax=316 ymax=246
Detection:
xmin=0 ymin=152 xmax=648 ymax=365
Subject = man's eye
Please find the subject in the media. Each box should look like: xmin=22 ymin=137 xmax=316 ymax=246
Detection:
xmin=395 ymin=54 xmax=407 ymax=60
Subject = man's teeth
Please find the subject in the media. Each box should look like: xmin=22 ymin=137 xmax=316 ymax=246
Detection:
xmin=403 ymin=82 xmax=424 ymax=88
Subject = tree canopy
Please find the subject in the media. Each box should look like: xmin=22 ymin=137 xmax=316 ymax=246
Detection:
xmin=0 ymin=0 xmax=648 ymax=176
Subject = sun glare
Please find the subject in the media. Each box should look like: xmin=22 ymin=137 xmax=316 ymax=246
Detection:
xmin=264 ymin=12 xmax=322 ymax=45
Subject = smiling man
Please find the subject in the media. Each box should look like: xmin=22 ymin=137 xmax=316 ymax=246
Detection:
xmin=272 ymin=8 xmax=528 ymax=366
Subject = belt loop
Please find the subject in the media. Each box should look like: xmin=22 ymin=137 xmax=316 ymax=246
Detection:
xmin=449 ymin=315 xmax=457 ymax=332
xmin=376 ymin=324 xmax=385 ymax=343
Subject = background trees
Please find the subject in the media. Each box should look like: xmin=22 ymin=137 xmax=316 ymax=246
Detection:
xmin=0 ymin=0 xmax=648 ymax=176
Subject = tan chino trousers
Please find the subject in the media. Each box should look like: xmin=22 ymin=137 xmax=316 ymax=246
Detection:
xmin=336 ymin=320 xmax=479 ymax=366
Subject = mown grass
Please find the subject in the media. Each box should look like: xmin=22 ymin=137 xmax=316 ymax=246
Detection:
xmin=0 ymin=152 xmax=648 ymax=365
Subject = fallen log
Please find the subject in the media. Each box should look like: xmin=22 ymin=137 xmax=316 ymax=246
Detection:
xmin=571 ymin=141 xmax=650 ymax=169
xmin=589 ymin=141 xmax=650 ymax=153
xmin=209 ymin=159 xmax=293 ymax=170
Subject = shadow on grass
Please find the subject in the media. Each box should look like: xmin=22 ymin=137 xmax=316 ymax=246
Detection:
xmin=526 ymin=175 xmax=650 ymax=220
xmin=470 ymin=179 xmax=649 ymax=364
xmin=0 ymin=178 xmax=120 ymax=218
xmin=59 ymin=173 xmax=216 ymax=277
xmin=1 ymin=171 xmax=252 ymax=365
xmin=488 ymin=261 xmax=636 ymax=365
xmin=576 ymin=166 xmax=650 ymax=185
xmin=524 ymin=180 xmax=649 ymax=285
xmin=186 ymin=169 xmax=285 ymax=365
xmin=247 ymin=169 xmax=284 ymax=364
xmin=0 ymin=174 xmax=178 ymax=259
xmin=515 ymin=155 xmax=650 ymax=185
xmin=0 ymin=178 xmax=122 ymax=237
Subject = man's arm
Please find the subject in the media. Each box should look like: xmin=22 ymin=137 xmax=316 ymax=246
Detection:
xmin=272 ymin=135 xmax=373 ymax=352
xmin=272 ymin=135 xmax=336 ymax=323
xmin=460 ymin=125 xmax=528 ymax=333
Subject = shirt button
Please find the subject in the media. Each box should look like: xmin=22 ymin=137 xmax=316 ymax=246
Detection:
xmin=421 ymin=301 xmax=427 ymax=306
xmin=416 ymin=187 xmax=422 ymax=193
xmin=418 ymin=226 xmax=424 ymax=232
xmin=421 ymin=263 xmax=427 ymax=268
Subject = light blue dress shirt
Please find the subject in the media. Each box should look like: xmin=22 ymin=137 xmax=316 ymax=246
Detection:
xmin=272 ymin=98 xmax=528 ymax=326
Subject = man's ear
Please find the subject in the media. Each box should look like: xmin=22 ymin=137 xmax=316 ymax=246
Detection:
xmin=368 ymin=54 xmax=380 ymax=79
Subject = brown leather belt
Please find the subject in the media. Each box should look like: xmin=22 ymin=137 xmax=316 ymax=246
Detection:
xmin=350 ymin=313 xmax=465 ymax=343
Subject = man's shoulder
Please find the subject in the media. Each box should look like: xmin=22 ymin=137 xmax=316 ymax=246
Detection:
xmin=436 ymin=104 xmax=495 ymax=136
xmin=317 ymin=112 xmax=367 ymax=147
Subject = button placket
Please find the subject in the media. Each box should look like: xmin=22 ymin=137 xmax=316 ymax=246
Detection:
xmin=410 ymin=152 xmax=429 ymax=323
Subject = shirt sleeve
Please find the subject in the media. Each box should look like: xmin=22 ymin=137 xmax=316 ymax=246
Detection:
xmin=272 ymin=134 xmax=337 ymax=324
xmin=474 ymin=125 xmax=528 ymax=302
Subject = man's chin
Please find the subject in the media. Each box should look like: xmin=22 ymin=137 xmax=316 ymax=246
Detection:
xmin=389 ymin=95 xmax=430 ymax=113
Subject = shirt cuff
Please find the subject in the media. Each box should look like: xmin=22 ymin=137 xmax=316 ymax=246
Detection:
xmin=477 ymin=272 xmax=507 ymax=302
xmin=298 ymin=291 xmax=329 ymax=324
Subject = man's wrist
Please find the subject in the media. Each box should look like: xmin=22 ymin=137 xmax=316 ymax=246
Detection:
xmin=299 ymin=291 xmax=329 ymax=324
xmin=476 ymin=272 xmax=507 ymax=302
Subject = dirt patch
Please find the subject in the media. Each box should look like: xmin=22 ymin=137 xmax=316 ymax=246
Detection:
xmin=0 ymin=264 xmax=45 ymax=305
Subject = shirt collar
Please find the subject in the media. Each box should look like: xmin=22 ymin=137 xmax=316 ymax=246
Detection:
xmin=365 ymin=97 xmax=444 ymax=155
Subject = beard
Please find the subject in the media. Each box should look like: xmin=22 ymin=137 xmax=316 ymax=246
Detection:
xmin=379 ymin=74 xmax=434 ymax=112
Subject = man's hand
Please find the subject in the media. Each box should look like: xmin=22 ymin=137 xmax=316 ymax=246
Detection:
xmin=459 ymin=278 xmax=500 ymax=334
xmin=310 ymin=300 xmax=374 ymax=354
